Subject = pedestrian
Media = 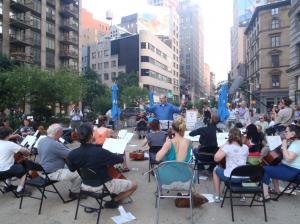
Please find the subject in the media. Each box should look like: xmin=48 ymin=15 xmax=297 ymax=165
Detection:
xmin=69 ymin=104 xmax=83 ymax=130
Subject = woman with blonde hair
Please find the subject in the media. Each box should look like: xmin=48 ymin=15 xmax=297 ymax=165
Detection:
xmin=156 ymin=117 xmax=191 ymax=162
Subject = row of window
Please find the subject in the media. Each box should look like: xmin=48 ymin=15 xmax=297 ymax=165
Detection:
xmin=140 ymin=42 xmax=168 ymax=60
xmin=90 ymin=61 xmax=117 ymax=70
xmin=141 ymin=69 xmax=172 ymax=84
xmin=141 ymin=56 xmax=169 ymax=71
xmin=91 ymin=50 xmax=109 ymax=59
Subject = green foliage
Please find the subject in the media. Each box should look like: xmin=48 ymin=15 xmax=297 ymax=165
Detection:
xmin=0 ymin=64 xmax=82 ymax=124
xmin=121 ymin=86 xmax=148 ymax=107
xmin=186 ymin=102 xmax=193 ymax=110
xmin=115 ymin=72 xmax=139 ymax=93
xmin=82 ymin=68 xmax=111 ymax=115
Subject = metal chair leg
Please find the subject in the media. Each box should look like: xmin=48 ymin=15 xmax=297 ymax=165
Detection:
xmin=156 ymin=196 xmax=160 ymax=224
xmin=229 ymin=190 xmax=234 ymax=222
xmin=190 ymin=193 xmax=193 ymax=224
xmin=221 ymin=186 xmax=228 ymax=208
xmin=38 ymin=187 xmax=46 ymax=215
xmin=74 ymin=191 xmax=81 ymax=220
xmin=261 ymin=190 xmax=268 ymax=222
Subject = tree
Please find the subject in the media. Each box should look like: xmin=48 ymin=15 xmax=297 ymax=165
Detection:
xmin=121 ymin=86 xmax=148 ymax=107
xmin=115 ymin=72 xmax=139 ymax=93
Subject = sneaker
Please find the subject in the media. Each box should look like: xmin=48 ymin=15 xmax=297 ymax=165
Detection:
xmin=16 ymin=189 xmax=32 ymax=197
xmin=214 ymin=195 xmax=221 ymax=203
xmin=69 ymin=191 xmax=87 ymax=200
xmin=104 ymin=200 xmax=119 ymax=209
xmin=2 ymin=185 xmax=17 ymax=193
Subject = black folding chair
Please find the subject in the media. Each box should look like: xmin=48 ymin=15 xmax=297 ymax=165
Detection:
xmin=0 ymin=172 xmax=18 ymax=197
xmin=273 ymin=171 xmax=300 ymax=201
xmin=148 ymin=146 xmax=162 ymax=183
xmin=193 ymin=146 xmax=218 ymax=183
xmin=220 ymin=165 xmax=267 ymax=222
xmin=19 ymin=160 xmax=73 ymax=215
xmin=75 ymin=168 xmax=113 ymax=224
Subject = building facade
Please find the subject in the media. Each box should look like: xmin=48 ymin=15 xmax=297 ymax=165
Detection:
xmin=179 ymin=0 xmax=204 ymax=102
xmin=0 ymin=0 xmax=81 ymax=71
xmin=245 ymin=0 xmax=290 ymax=113
xmin=147 ymin=0 xmax=180 ymax=101
xmin=210 ymin=71 xmax=216 ymax=99
xmin=287 ymin=0 xmax=300 ymax=104
xmin=203 ymin=63 xmax=210 ymax=97
xmin=81 ymin=8 xmax=109 ymax=46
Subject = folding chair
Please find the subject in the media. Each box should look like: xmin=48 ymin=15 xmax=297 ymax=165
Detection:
xmin=220 ymin=165 xmax=267 ymax=222
xmin=193 ymin=146 xmax=218 ymax=183
xmin=19 ymin=160 xmax=73 ymax=215
xmin=74 ymin=168 xmax=113 ymax=224
xmin=154 ymin=161 xmax=194 ymax=224
xmin=148 ymin=146 xmax=162 ymax=183
xmin=0 ymin=172 xmax=18 ymax=197
xmin=273 ymin=171 xmax=300 ymax=201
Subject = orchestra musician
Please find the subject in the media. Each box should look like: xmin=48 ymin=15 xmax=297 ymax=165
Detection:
xmin=213 ymin=128 xmax=249 ymax=203
xmin=0 ymin=127 xmax=31 ymax=196
xmin=67 ymin=123 xmax=137 ymax=208
xmin=93 ymin=115 xmax=129 ymax=172
xmin=37 ymin=123 xmax=82 ymax=200
xmin=261 ymin=124 xmax=300 ymax=201
xmin=19 ymin=118 xmax=34 ymax=137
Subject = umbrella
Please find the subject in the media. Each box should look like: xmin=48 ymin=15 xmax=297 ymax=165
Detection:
xmin=111 ymin=84 xmax=120 ymax=122
xmin=218 ymin=84 xmax=229 ymax=122
xmin=149 ymin=91 xmax=154 ymax=107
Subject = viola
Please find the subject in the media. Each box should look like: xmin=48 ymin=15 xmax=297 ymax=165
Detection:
xmin=261 ymin=146 xmax=282 ymax=166
xmin=129 ymin=150 xmax=145 ymax=161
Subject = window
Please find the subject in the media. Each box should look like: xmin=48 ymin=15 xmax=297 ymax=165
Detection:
xmin=141 ymin=42 xmax=147 ymax=49
xmin=272 ymin=75 xmax=280 ymax=87
xmin=111 ymin=72 xmax=117 ymax=79
xmin=46 ymin=6 xmax=55 ymax=19
xmin=104 ymin=62 xmax=109 ymax=69
xmin=104 ymin=73 xmax=109 ymax=80
xmin=111 ymin=61 xmax=116 ymax=67
xmin=46 ymin=22 xmax=55 ymax=34
xmin=297 ymin=43 xmax=300 ymax=64
xmin=104 ymin=50 xmax=109 ymax=57
xmin=271 ymin=19 xmax=279 ymax=29
xmin=271 ymin=35 xmax=280 ymax=47
xmin=271 ymin=8 xmax=278 ymax=15
xmin=148 ymin=43 xmax=155 ymax=52
xmin=32 ymin=32 xmax=41 ymax=46
xmin=271 ymin=55 xmax=280 ymax=68
xmin=141 ymin=56 xmax=149 ymax=62
xmin=0 ymin=1 xmax=2 ymax=14
xmin=92 ymin=52 xmax=96 ymax=59
xmin=31 ymin=16 xmax=41 ymax=29
xmin=33 ymin=0 xmax=41 ymax=13
xmin=46 ymin=37 xmax=54 ymax=49
xmin=0 ymin=21 xmax=2 ymax=34
xmin=46 ymin=50 xmax=54 ymax=67
xmin=141 ymin=69 xmax=150 ymax=76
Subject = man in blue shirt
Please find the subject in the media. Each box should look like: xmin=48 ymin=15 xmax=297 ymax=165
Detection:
xmin=145 ymin=95 xmax=183 ymax=121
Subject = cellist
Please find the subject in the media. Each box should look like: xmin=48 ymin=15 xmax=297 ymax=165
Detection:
xmin=67 ymin=123 xmax=137 ymax=208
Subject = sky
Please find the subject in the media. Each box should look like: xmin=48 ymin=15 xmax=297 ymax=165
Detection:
xmin=82 ymin=0 xmax=233 ymax=83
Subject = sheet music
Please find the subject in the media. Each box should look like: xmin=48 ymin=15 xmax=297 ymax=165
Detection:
xmin=266 ymin=135 xmax=282 ymax=151
xmin=160 ymin=120 xmax=172 ymax=130
xmin=217 ymin=132 xmax=229 ymax=147
xmin=184 ymin=131 xmax=199 ymax=142
xmin=103 ymin=138 xmax=128 ymax=154
xmin=20 ymin=135 xmax=37 ymax=149
xmin=123 ymin=132 xmax=134 ymax=144
xmin=118 ymin=130 xmax=128 ymax=139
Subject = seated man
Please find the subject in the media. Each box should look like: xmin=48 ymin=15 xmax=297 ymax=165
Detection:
xmin=189 ymin=114 xmax=221 ymax=171
xmin=37 ymin=123 xmax=82 ymax=199
xmin=67 ymin=123 xmax=137 ymax=206
xmin=0 ymin=127 xmax=31 ymax=196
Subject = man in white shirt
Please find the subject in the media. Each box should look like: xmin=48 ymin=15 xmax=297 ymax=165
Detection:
xmin=0 ymin=127 xmax=31 ymax=196
xmin=69 ymin=104 xmax=83 ymax=130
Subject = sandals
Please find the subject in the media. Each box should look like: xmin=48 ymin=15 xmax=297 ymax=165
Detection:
xmin=254 ymin=195 xmax=272 ymax=202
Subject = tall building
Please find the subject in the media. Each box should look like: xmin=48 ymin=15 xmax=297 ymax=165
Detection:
xmin=147 ymin=0 xmax=180 ymax=101
xmin=179 ymin=0 xmax=204 ymax=102
xmin=204 ymin=63 xmax=210 ymax=97
xmin=120 ymin=3 xmax=180 ymax=100
xmin=287 ymin=0 xmax=300 ymax=104
xmin=81 ymin=8 xmax=109 ymax=46
xmin=0 ymin=0 xmax=81 ymax=71
xmin=210 ymin=71 xmax=216 ymax=99
xmin=245 ymin=0 xmax=290 ymax=113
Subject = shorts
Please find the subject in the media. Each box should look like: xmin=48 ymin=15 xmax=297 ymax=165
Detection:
xmin=0 ymin=164 xmax=26 ymax=179
xmin=81 ymin=179 xmax=133 ymax=195
xmin=215 ymin=167 xmax=246 ymax=183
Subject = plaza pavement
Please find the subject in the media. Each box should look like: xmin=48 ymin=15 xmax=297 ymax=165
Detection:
xmin=0 ymin=129 xmax=299 ymax=224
